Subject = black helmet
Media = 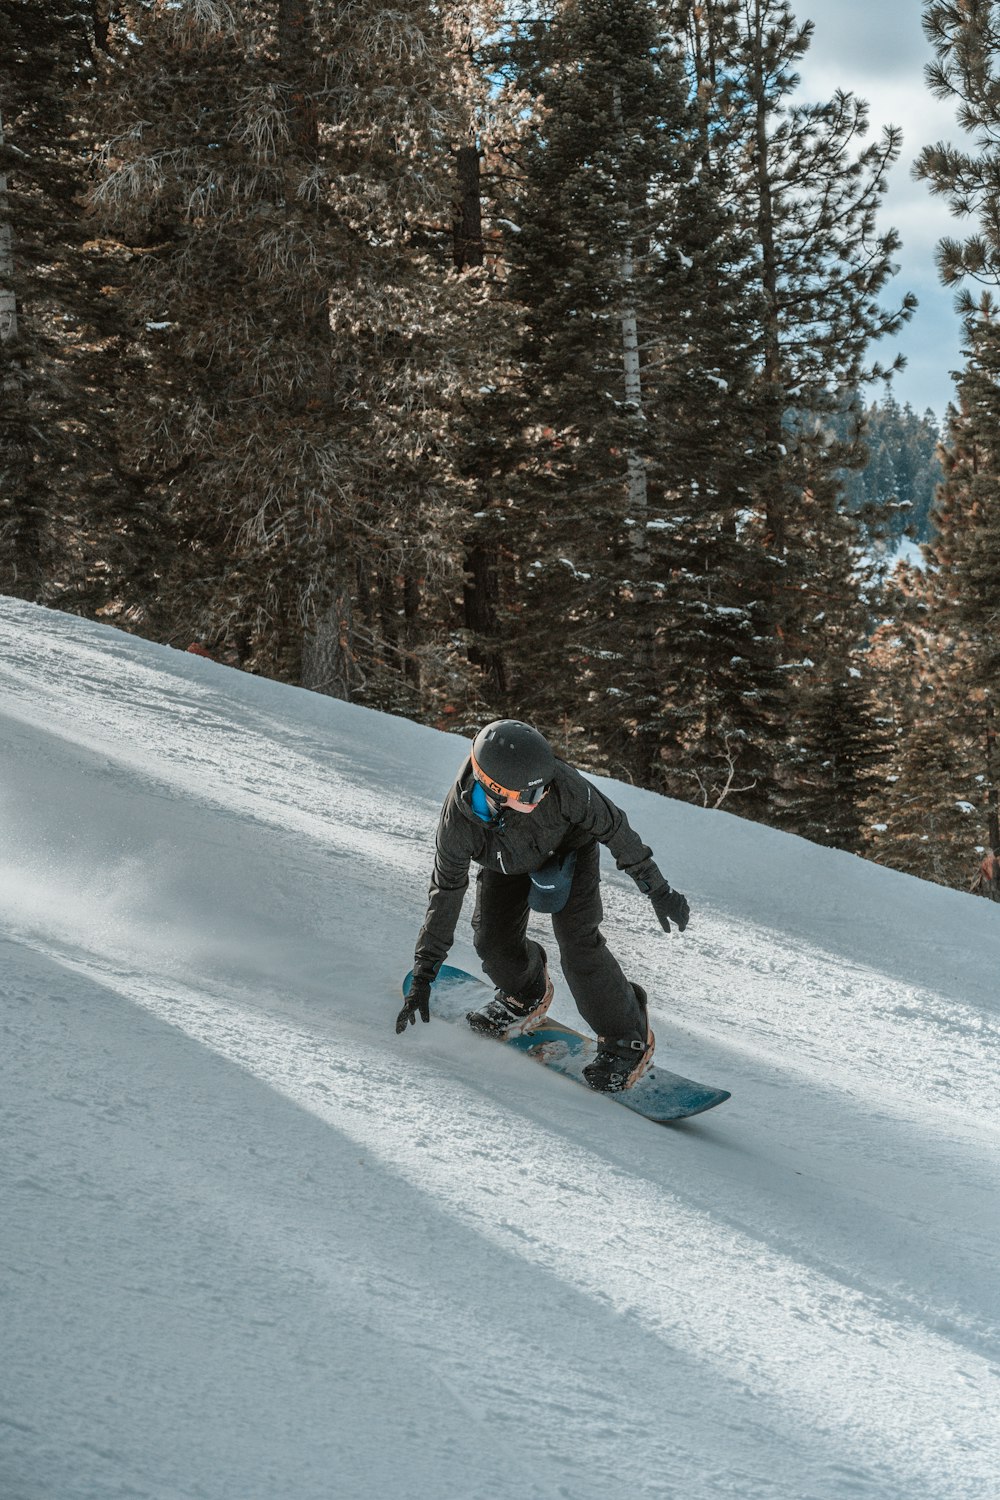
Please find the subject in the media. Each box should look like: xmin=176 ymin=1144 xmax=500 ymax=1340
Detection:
xmin=471 ymin=720 xmax=556 ymax=806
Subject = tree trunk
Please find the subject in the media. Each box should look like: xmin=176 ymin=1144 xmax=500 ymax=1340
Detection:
xmin=462 ymin=533 xmax=509 ymax=696
xmin=612 ymin=82 xmax=655 ymax=784
xmin=0 ymin=102 xmax=42 ymax=598
xmin=612 ymin=85 xmax=650 ymax=611
xmin=455 ymin=138 xmax=508 ymax=701
xmin=620 ymin=242 xmax=648 ymax=534
xmin=685 ymin=0 xmax=721 ymax=96
xmin=0 ymin=106 xmax=20 ymax=351
xmin=278 ymin=0 xmax=319 ymax=157
xmin=986 ymin=698 xmax=1000 ymax=855
xmin=453 ymin=144 xmax=483 ymax=270
xmin=748 ymin=0 xmax=786 ymax=561
xmin=402 ymin=568 xmax=421 ymax=687
xmin=92 ymin=0 xmax=112 ymax=53
xmin=301 ymin=586 xmax=359 ymax=699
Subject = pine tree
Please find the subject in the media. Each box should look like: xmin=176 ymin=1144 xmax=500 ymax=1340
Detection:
xmin=0 ymin=88 xmax=27 ymax=582
xmin=789 ymin=662 xmax=889 ymax=852
xmin=865 ymin=373 xmax=1000 ymax=894
xmin=919 ymin=0 xmax=1000 ymax=290
xmin=0 ymin=1 xmax=145 ymax=611
xmin=913 ymin=0 xmax=1000 ymax=874
xmin=90 ymin=0 xmax=484 ymax=712
xmin=475 ymin=0 xmax=779 ymax=805
xmin=718 ymin=0 xmax=912 ymax=564
xmin=880 ymin=706 xmax=981 ymax=885
xmin=691 ymin=0 xmax=915 ymax=836
xmin=925 ymin=320 xmax=1000 ymax=859
xmin=447 ymin=1 xmax=524 ymax=714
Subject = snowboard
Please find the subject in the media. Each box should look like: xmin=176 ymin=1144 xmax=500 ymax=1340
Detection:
xmin=402 ymin=965 xmax=731 ymax=1124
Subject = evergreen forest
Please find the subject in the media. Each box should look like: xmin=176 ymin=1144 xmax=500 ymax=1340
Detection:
xmin=2 ymin=0 xmax=998 ymax=900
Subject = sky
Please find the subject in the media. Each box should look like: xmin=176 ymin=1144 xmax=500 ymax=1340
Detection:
xmin=796 ymin=0 xmax=968 ymax=419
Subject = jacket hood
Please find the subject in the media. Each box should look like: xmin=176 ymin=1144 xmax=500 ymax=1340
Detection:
xmin=453 ymin=757 xmax=483 ymax=824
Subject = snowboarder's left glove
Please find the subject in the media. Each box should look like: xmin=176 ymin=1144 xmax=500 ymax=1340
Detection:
xmin=396 ymin=975 xmax=432 ymax=1033
xmin=650 ymin=883 xmax=690 ymax=933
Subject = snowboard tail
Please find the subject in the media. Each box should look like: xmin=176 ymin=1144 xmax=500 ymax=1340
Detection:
xmin=402 ymin=965 xmax=730 ymax=1124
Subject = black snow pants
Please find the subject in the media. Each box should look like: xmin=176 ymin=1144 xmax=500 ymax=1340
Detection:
xmin=471 ymin=839 xmax=643 ymax=1039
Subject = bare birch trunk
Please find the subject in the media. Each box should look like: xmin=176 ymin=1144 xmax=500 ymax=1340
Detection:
xmin=455 ymin=138 xmax=509 ymax=700
xmin=619 ymin=239 xmax=648 ymax=528
xmin=610 ymin=83 xmax=657 ymax=783
xmin=612 ymin=86 xmax=651 ymax=661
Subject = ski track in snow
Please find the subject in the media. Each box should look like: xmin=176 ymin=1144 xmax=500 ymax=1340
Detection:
xmin=2 ymin=598 xmax=999 ymax=1500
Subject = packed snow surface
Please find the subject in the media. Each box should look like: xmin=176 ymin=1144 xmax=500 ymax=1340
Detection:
xmin=2 ymin=598 xmax=999 ymax=1500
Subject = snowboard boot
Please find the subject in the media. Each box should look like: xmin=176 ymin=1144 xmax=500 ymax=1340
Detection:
xmin=583 ymin=984 xmax=654 ymax=1093
xmin=467 ymin=951 xmax=554 ymax=1039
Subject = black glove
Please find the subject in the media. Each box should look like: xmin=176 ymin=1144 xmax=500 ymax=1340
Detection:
xmin=396 ymin=975 xmax=432 ymax=1033
xmin=650 ymin=883 xmax=690 ymax=934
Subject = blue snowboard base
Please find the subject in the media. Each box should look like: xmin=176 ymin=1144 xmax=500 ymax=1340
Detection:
xmin=403 ymin=965 xmax=730 ymax=1124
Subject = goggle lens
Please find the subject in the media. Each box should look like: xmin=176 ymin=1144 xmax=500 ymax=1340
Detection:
xmin=517 ymin=783 xmax=549 ymax=805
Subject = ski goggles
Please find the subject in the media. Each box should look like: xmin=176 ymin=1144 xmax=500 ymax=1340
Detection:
xmin=470 ymin=750 xmax=550 ymax=811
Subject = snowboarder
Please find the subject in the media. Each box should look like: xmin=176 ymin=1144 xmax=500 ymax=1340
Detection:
xmin=396 ymin=719 xmax=690 ymax=1092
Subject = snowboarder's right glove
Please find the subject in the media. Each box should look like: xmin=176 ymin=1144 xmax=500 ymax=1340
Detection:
xmin=650 ymin=883 xmax=690 ymax=934
xmin=396 ymin=975 xmax=432 ymax=1033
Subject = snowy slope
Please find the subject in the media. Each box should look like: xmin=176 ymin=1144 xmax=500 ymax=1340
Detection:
xmin=1 ymin=596 xmax=998 ymax=1500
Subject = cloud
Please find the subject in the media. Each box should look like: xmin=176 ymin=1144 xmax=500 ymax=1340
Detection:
xmin=799 ymin=0 xmax=931 ymax=75
xmin=795 ymin=2 xmax=970 ymax=413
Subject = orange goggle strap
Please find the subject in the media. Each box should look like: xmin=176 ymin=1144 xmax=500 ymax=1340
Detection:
xmin=470 ymin=749 xmax=546 ymax=805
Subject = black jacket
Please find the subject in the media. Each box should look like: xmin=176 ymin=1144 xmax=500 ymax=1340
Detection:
xmin=413 ymin=757 xmax=666 ymax=982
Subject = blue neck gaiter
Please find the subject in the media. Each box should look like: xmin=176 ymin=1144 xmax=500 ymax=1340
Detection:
xmin=471 ymin=781 xmax=495 ymax=822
